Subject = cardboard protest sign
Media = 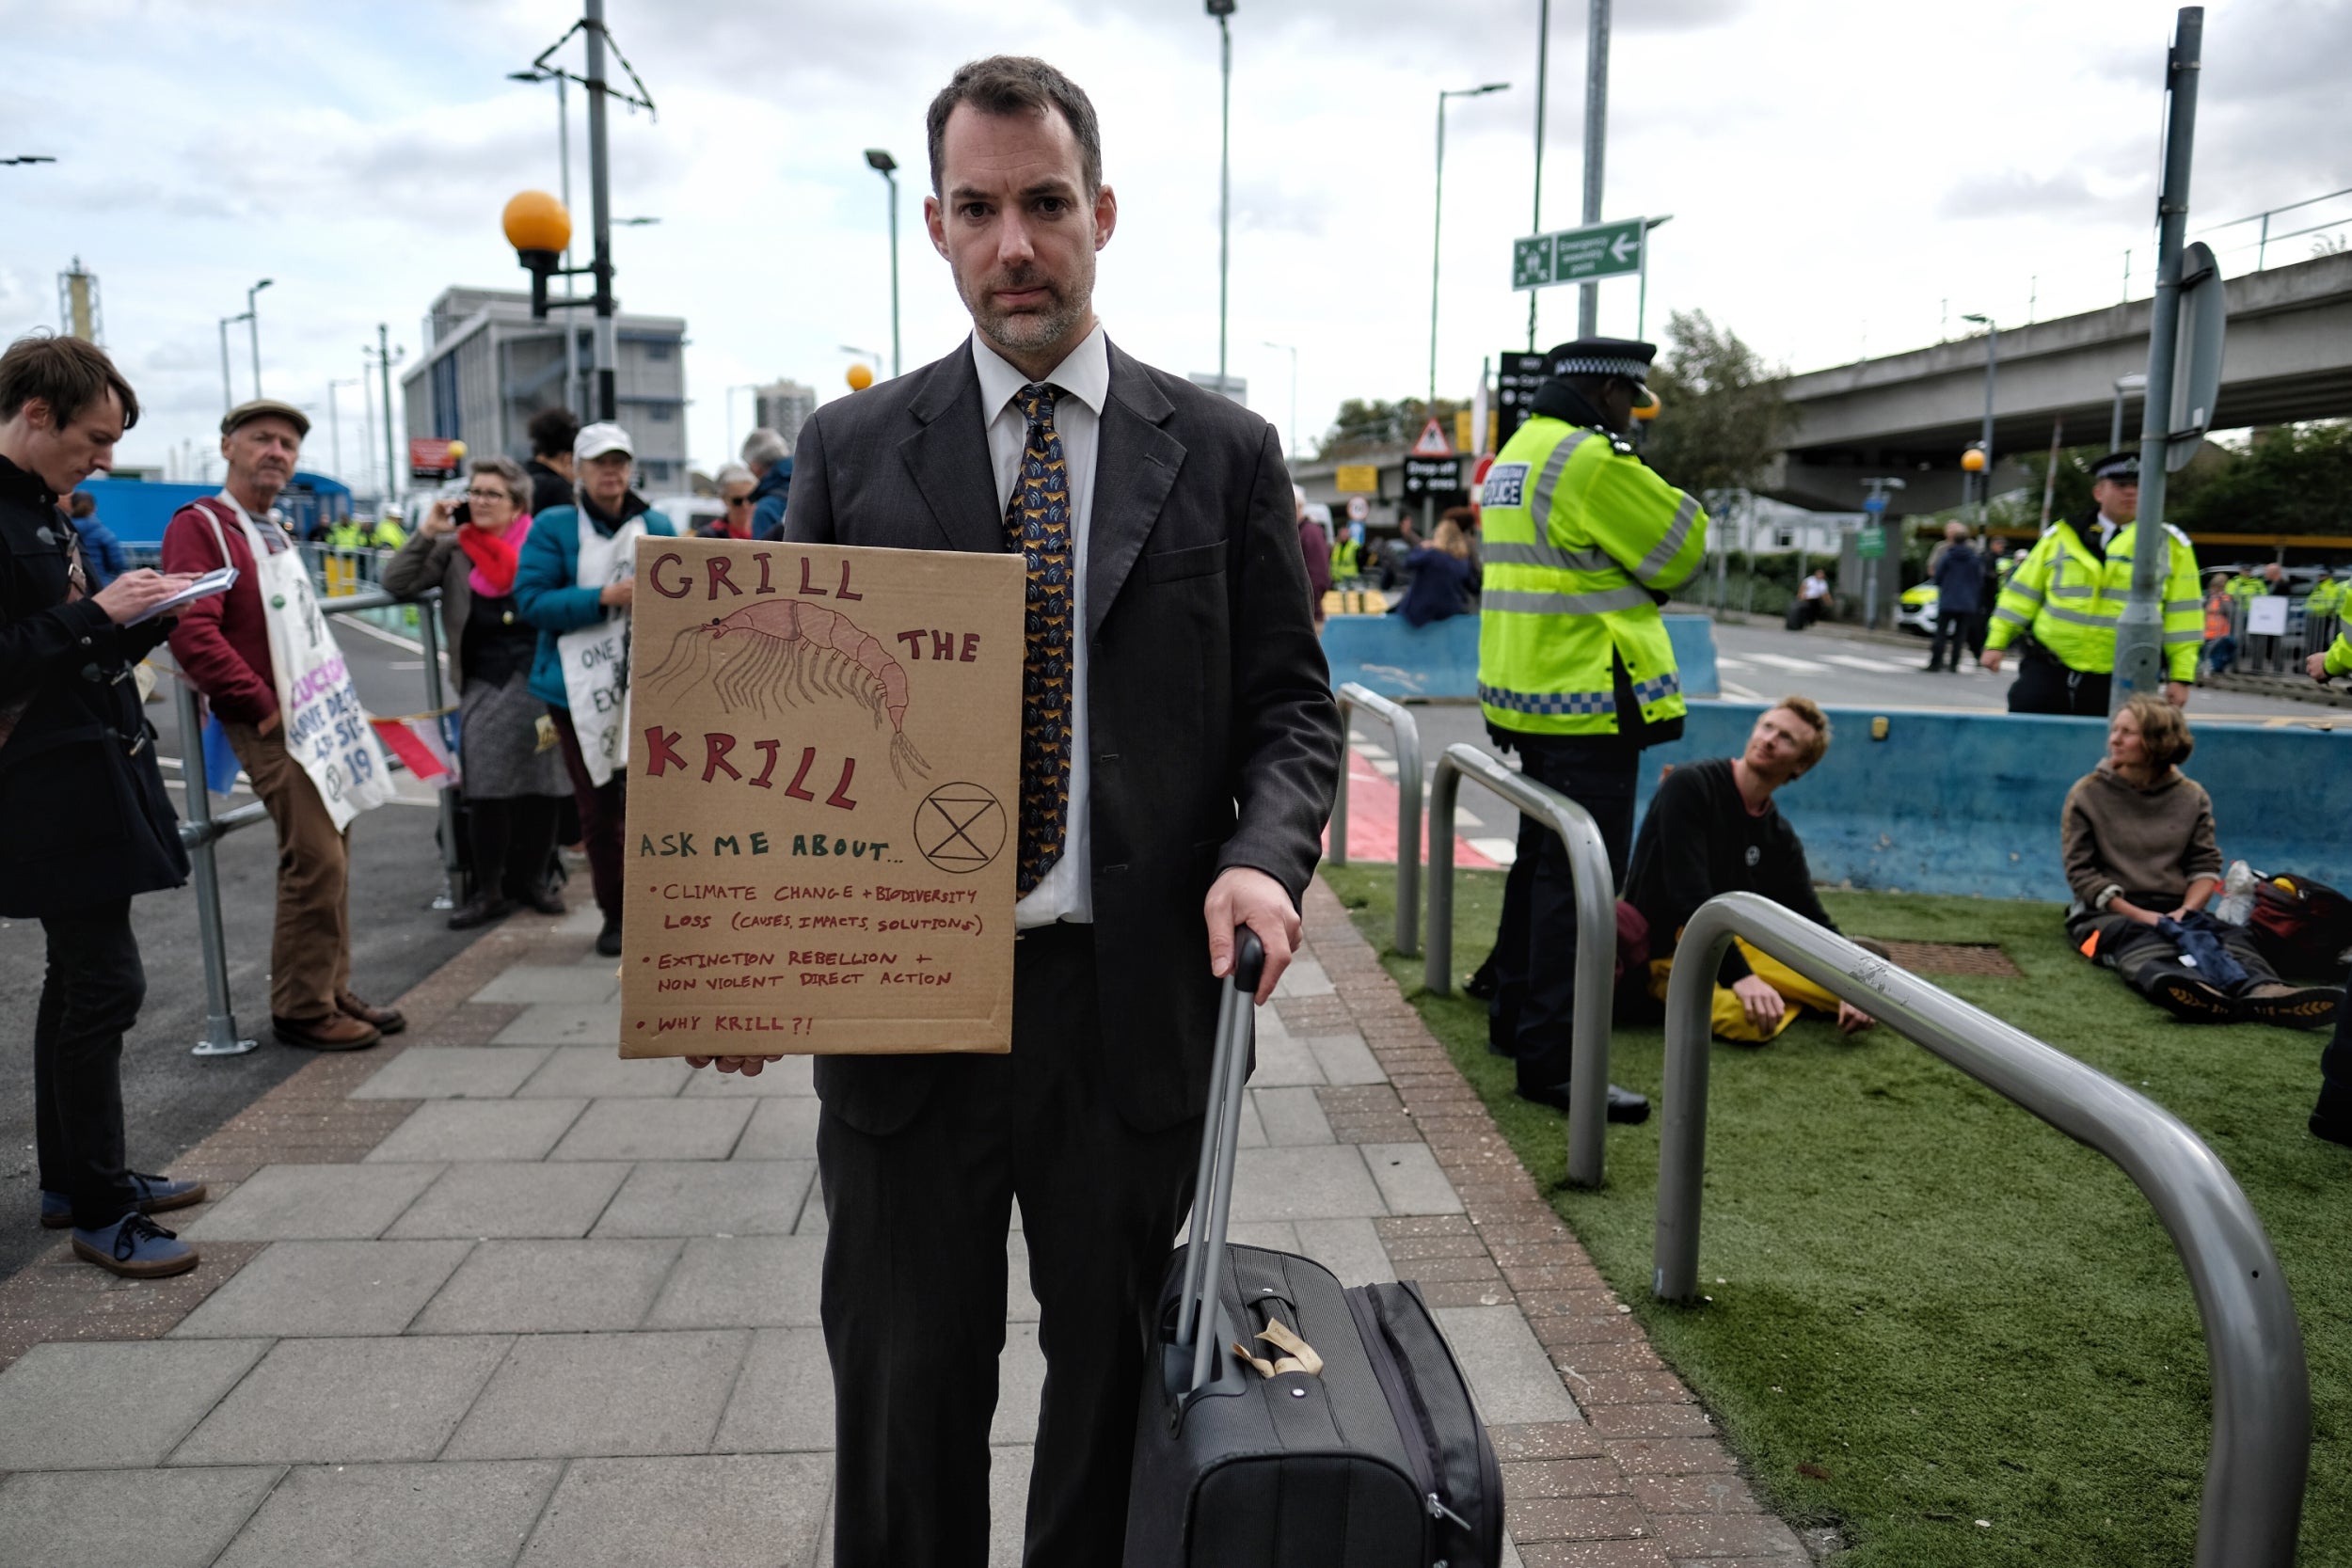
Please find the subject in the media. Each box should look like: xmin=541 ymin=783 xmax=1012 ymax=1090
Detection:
xmin=619 ymin=538 xmax=1024 ymax=1057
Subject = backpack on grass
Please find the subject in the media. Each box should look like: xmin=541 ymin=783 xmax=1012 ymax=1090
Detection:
xmin=2247 ymin=874 xmax=2352 ymax=979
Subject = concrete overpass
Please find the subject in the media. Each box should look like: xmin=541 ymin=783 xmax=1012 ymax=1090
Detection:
xmin=1770 ymin=250 xmax=2352 ymax=515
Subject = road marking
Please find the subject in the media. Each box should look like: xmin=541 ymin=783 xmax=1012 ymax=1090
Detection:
xmin=1356 ymin=742 xmax=1391 ymax=758
xmin=1715 ymin=656 xmax=1754 ymax=670
xmin=1720 ymin=680 xmax=1764 ymax=702
xmin=1468 ymin=837 xmax=1518 ymax=866
xmin=334 ymin=614 xmax=425 ymax=655
xmin=1455 ymin=810 xmax=1485 ymax=828
xmin=1743 ymin=652 xmax=1829 ymax=673
xmin=1820 ymin=653 xmax=1915 ymax=673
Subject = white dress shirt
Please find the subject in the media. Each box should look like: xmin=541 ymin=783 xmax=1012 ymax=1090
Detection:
xmin=973 ymin=324 xmax=1108 ymax=927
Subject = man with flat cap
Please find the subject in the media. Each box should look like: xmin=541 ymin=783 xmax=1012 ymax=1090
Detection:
xmin=1982 ymin=450 xmax=2203 ymax=714
xmin=164 ymin=398 xmax=401 ymax=1052
xmin=1475 ymin=336 xmax=1708 ymax=1122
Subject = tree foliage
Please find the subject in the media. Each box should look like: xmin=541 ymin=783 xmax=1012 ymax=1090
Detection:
xmin=1641 ymin=310 xmax=1798 ymax=504
xmin=2006 ymin=423 xmax=2352 ymax=536
xmin=1314 ymin=397 xmax=1467 ymax=461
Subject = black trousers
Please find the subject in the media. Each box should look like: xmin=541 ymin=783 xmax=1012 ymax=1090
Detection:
xmin=2317 ymin=961 xmax=2352 ymax=1125
xmin=1930 ymin=610 xmax=1985 ymax=670
xmin=550 ymin=707 xmax=626 ymax=919
xmin=466 ymin=795 xmax=559 ymax=901
xmin=35 ymin=899 xmax=144 ymax=1228
xmin=1483 ymin=736 xmax=1637 ymax=1096
xmin=818 ymin=923 xmax=1202 ymax=1568
xmin=2007 ymin=652 xmax=2111 ymax=716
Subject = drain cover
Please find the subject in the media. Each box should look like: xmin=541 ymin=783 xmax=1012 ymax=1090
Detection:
xmin=1873 ymin=941 xmax=2022 ymax=978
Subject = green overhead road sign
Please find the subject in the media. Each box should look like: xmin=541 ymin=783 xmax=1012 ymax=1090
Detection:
xmin=1511 ymin=216 xmax=1647 ymax=292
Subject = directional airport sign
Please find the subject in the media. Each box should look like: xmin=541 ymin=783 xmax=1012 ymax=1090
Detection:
xmin=1511 ymin=216 xmax=1647 ymax=292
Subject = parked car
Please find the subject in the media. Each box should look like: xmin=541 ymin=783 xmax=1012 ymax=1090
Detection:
xmin=1896 ymin=580 xmax=1939 ymax=636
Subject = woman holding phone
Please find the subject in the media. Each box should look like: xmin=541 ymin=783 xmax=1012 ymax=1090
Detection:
xmin=384 ymin=456 xmax=567 ymax=928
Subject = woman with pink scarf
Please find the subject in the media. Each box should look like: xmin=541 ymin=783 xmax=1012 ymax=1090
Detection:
xmin=384 ymin=455 xmax=569 ymax=928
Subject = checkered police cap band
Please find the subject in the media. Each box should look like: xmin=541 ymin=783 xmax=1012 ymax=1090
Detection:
xmin=1550 ymin=356 xmax=1650 ymax=382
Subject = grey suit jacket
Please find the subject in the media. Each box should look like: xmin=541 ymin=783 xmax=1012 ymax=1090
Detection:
xmin=785 ymin=336 xmax=1341 ymax=1134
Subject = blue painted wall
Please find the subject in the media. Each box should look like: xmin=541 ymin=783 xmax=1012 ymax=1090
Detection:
xmin=1637 ymin=704 xmax=2352 ymax=901
xmin=1323 ymin=611 xmax=1719 ymax=701
xmin=73 ymin=472 xmax=350 ymax=548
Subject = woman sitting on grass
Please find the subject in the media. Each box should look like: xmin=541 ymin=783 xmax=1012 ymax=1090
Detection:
xmin=2062 ymin=695 xmax=2340 ymax=1026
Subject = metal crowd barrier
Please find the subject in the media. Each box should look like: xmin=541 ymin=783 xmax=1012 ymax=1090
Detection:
xmin=166 ymin=585 xmax=456 ymax=1058
xmin=2216 ymin=595 xmax=2336 ymax=677
xmin=1652 ymin=892 xmax=2309 ymax=1567
xmin=1328 ymin=683 xmax=1423 ymax=957
xmin=1425 ymin=743 xmax=1618 ymax=1188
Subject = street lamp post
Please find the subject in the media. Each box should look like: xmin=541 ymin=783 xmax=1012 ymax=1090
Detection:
xmin=1962 ymin=312 xmax=1998 ymax=525
xmin=865 ymin=150 xmax=901 ymax=378
xmin=1579 ymin=0 xmax=1611 ymax=339
xmin=510 ymin=66 xmax=581 ymax=417
xmin=1262 ymin=341 xmax=1298 ymax=459
xmin=366 ymin=326 xmax=404 ymax=510
xmin=1528 ymin=0 xmax=1550 ymax=350
xmin=1206 ymin=0 xmax=1234 ymax=387
xmin=217 ymin=312 xmax=251 ymax=415
xmin=246 ymin=278 xmax=273 ymax=397
xmin=327 ymin=377 xmax=360 ymax=482
xmin=1430 ymin=83 xmax=1510 ymax=404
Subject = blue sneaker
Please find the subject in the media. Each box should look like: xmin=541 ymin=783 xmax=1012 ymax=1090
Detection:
xmin=41 ymin=1172 xmax=207 ymax=1230
xmin=71 ymin=1212 xmax=199 ymax=1278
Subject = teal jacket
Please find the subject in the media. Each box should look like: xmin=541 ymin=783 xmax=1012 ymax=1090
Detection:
xmin=512 ymin=494 xmax=675 ymax=709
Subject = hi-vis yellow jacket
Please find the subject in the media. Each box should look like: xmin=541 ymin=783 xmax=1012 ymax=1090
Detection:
xmin=1475 ymin=417 xmax=1708 ymax=736
xmin=1984 ymin=518 xmax=2203 ymax=681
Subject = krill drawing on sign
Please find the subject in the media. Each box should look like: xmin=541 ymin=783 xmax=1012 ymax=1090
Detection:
xmin=641 ymin=600 xmax=930 ymax=785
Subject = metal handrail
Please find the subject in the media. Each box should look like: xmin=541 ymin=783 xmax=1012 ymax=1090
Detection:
xmin=1426 ymin=743 xmax=1617 ymax=1187
xmin=162 ymin=586 xmax=453 ymax=1056
xmin=1330 ymin=682 xmax=1423 ymax=957
xmin=1652 ymin=893 xmax=2309 ymax=1567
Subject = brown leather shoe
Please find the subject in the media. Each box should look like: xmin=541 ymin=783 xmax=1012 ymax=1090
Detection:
xmin=274 ymin=1012 xmax=382 ymax=1052
xmin=337 ymin=990 xmax=406 ymax=1036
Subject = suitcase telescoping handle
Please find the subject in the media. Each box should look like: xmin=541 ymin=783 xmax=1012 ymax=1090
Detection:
xmin=1173 ymin=927 xmax=1264 ymax=1400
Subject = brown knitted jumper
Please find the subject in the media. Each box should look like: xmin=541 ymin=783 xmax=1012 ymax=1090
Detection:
xmin=2059 ymin=760 xmax=2223 ymax=911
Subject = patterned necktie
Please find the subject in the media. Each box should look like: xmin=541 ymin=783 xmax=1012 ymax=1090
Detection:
xmin=1005 ymin=383 xmax=1075 ymax=895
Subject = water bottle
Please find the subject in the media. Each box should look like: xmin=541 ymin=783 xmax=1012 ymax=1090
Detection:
xmin=2214 ymin=860 xmax=2257 ymax=926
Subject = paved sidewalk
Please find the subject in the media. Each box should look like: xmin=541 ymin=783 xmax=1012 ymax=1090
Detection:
xmin=0 ymin=885 xmax=1811 ymax=1567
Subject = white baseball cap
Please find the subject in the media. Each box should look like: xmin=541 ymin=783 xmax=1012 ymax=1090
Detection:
xmin=575 ymin=422 xmax=634 ymax=463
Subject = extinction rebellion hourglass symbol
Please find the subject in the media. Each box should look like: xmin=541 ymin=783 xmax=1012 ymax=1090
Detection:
xmin=915 ymin=784 xmax=1009 ymax=874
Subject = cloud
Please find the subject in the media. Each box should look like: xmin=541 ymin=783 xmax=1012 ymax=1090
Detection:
xmin=1936 ymin=168 xmax=2109 ymax=221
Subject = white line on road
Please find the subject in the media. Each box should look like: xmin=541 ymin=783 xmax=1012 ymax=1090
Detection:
xmin=1715 ymin=656 xmax=1754 ymax=670
xmin=1468 ymin=837 xmax=1518 ymax=865
xmin=1720 ymin=680 xmax=1764 ymax=702
xmin=335 ymin=614 xmax=425 ymax=655
xmin=1820 ymin=653 xmax=1916 ymax=673
xmin=1743 ymin=653 xmax=1830 ymax=673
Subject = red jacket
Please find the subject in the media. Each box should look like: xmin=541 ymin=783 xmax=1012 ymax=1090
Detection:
xmin=161 ymin=497 xmax=282 ymax=725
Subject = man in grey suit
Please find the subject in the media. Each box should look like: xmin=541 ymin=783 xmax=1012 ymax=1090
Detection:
xmin=690 ymin=55 xmax=1341 ymax=1568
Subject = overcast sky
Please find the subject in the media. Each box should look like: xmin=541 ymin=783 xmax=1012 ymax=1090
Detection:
xmin=3 ymin=0 xmax=2344 ymax=493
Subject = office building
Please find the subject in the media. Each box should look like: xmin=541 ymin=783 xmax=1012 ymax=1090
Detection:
xmin=399 ymin=287 xmax=690 ymax=489
xmin=753 ymin=379 xmax=817 ymax=451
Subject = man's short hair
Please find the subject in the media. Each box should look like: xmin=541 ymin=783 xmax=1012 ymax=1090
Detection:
xmin=927 ymin=55 xmax=1102 ymax=197
xmin=527 ymin=406 xmax=580 ymax=460
xmin=741 ymin=428 xmax=789 ymax=470
xmin=2123 ymin=693 xmax=2195 ymax=771
xmin=0 ymin=332 xmax=139 ymax=430
xmin=1772 ymin=694 xmax=1833 ymax=770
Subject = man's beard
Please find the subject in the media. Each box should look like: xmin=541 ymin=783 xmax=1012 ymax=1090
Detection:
xmin=961 ymin=261 xmax=1090 ymax=358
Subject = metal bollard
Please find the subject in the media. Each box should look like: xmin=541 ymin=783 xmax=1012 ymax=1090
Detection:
xmin=170 ymin=676 xmax=259 ymax=1058
xmin=1424 ymin=743 xmax=1617 ymax=1187
xmin=1653 ymin=892 xmax=2310 ymax=1568
xmin=1330 ymin=683 xmax=1422 ymax=957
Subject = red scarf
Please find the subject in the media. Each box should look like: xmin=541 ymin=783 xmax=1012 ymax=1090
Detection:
xmin=457 ymin=515 xmax=532 ymax=597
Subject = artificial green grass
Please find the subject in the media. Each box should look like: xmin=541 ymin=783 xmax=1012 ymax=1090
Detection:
xmin=1321 ymin=864 xmax=2348 ymax=1566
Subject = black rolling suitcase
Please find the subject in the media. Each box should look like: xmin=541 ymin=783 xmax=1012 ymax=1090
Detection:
xmin=1123 ymin=930 xmax=1504 ymax=1568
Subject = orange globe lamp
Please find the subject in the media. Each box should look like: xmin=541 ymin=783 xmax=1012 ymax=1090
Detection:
xmin=1961 ymin=446 xmax=1988 ymax=473
xmin=846 ymin=363 xmax=875 ymax=392
xmin=1631 ymin=391 xmax=1663 ymax=422
xmin=447 ymin=440 xmax=469 ymax=464
xmin=502 ymin=191 xmax=572 ymax=257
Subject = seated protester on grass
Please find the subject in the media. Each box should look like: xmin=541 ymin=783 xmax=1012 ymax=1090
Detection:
xmin=2062 ymin=695 xmax=2340 ymax=1027
xmin=1623 ymin=696 xmax=1876 ymax=1043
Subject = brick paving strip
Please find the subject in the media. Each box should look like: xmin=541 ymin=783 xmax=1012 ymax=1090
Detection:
xmin=0 ymin=886 xmax=1816 ymax=1567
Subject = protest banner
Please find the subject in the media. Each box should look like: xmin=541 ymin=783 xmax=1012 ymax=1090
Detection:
xmin=619 ymin=538 xmax=1024 ymax=1057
